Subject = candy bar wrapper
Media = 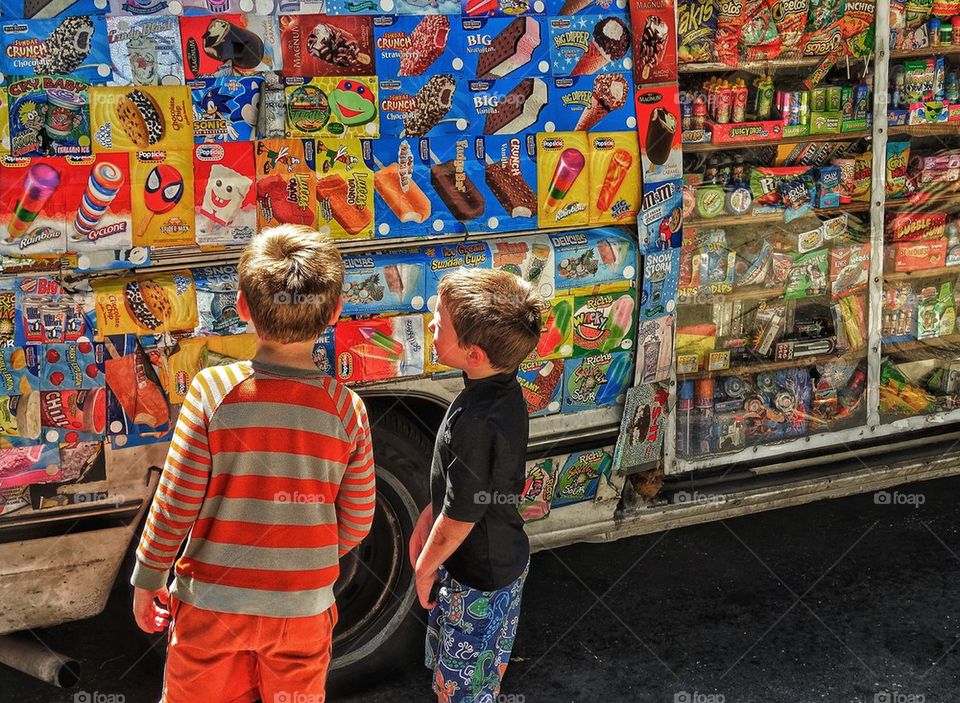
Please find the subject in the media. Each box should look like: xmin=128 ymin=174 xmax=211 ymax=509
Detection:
xmin=518 ymin=357 xmax=564 ymax=417
xmin=549 ymin=227 xmax=637 ymax=293
xmin=313 ymin=328 xmax=336 ymax=375
xmin=549 ymin=14 xmax=634 ymax=78
xmin=15 ymin=277 xmax=93 ymax=345
xmin=1 ymin=0 xmax=106 ymax=17
xmin=419 ymin=240 xmax=491 ymax=311
xmin=179 ymin=15 xmax=282 ymax=80
xmin=635 ymin=84 xmax=682 ymax=185
xmin=193 ymin=264 xmax=247 ymax=336
xmin=629 ymin=0 xmax=678 ymax=84
xmin=369 ymin=137 xmax=463 ymax=238
xmin=0 ymin=88 xmax=9 ymax=156
xmin=784 ymin=248 xmax=829 ymax=299
xmin=280 ymin=15 xmax=375 ymax=78
xmin=519 ymin=457 xmax=555 ymax=523
xmin=474 ymin=135 xmax=540 ymax=233
xmin=314 ymin=136 xmax=374 ymax=240
xmin=0 ymin=157 xmax=69 ymax=256
xmin=175 ymin=0 xmax=275 ymax=14
xmin=255 ymin=138 xmax=318 ymax=229
xmin=40 ymin=342 xmax=104 ymax=391
xmin=613 ymin=384 xmax=668 ymax=471
xmin=677 ymin=0 xmax=716 ymax=63
xmin=194 ymin=142 xmax=257 ymax=247
xmin=334 ymin=315 xmax=425 ymax=384
xmin=130 ymin=150 xmax=196 ymax=248
xmin=830 ymin=243 xmax=870 ymax=300
xmin=0 ymin=16 xmax=113 ymax=83
xmin=166 ymin=334 xmax=255 ymax=403
xmin=639 ymin=247 xmax=679 ymax=320
xmin=572 ymin=289 xmax=636 ymax=356
xmin=490 ymin=234 xmax=556 ymax=299
xmin=588 ymin=131 xmax=640 ymax=226
xmin=107 ymin=15 xmax=185 ymax=87
xmin=536 ymin=131 xmax=589 ymax=229
xmin=563 ymin=350 xmax=633 ymax=412
xmin=0 ymin=347 xmax=39 ymax=395
xmin=460 ymin=16 xmax=550 ymax=80
xmin=634 ymin=314 xmax=672 ymax=384
xmin=424 ymin=312 xmax=455 ymax=375
xmin=549 ymin=74 xmax=635 ymax=132
xmin=7 ymin=76 xmax=91 ymax=158
xmin=190 ymin=77 xmax=263 ymax=143
xmin=551 ymin=447 xmax=612 ymax=506
xmin=64 ymin=153 xmax=134 ymax=253
xmin=468 ymin=78 xmax=552 ymax=136
xmin=342 ymin=252 xmax=428 ymax=315
xmin=534 ymin=296 xmax=573 ymax=359
xmin=89 ymin=86 xmax=194 ymax=153
xmin=374 ymin=16 xmax=463 ymax=78
xmin=378 ymin=74 xmax=468 ymax=138
xmin=285 ymin=76 xmax=380 ymax=139
xmin=39 ymin=387 xmax=106 ymax=442
xmin=544 ymin=0 xmax=629 ymax=13
xmin=0 ymin=443 xmax=61 ymax=489
xmin=92 ymin=270 xmax=199 ymax=339
xmin=639 ymin=178 xmax=683 ymax=253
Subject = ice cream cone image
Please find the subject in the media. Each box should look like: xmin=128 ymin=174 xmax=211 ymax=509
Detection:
xmin=571 ymin=17 xmax=631 ymax=76
xmin=576 ymin=73 xmax=629 ymax=131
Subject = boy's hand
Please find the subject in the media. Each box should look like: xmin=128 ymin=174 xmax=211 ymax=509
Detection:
xmin=415 ymin=565 xmax=439 ymax=610
xmin=133 ymin=586 xmax=171 ymax=634
xmin=408 ymin=506 xmax=433 ymax=568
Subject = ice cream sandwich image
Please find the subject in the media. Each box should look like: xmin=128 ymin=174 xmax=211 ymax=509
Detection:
xmin=430 ymin=161 xmax=485 ymax=222
xmin=476 ymin=17 xmax=541 ymax=79
xmin=483 ymin=77 xmax=547 ymax=135
xmin=115 ymin=89 xmax=166 ymax=149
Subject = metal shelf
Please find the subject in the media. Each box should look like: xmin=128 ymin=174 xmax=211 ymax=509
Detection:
xmin=678 ymin=285 xmax=784 ymax=305
xmin=884 ymin=333 xmax=960 ymax=356
xmin=685 ymin=203 xmax=871 ymax=229
xmin=683 ymin=130 xmax=872 ymax=153
xmin=678 ymin=57 xmax=820 ymax=75
xmin=677 ymin=349 xmax=865 ymax=379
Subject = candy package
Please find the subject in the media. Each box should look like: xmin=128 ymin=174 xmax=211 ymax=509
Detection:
xmin=885 ymin=140 xmax=911 ymax=199
xmin=549 ymin=73 xmax=635 ymax=132
xmin=519 ymin=457 xmax=556 ymax=523
xmin=571 ymin=289 xmax=636 ymax=356
xmin=419 ymin=240 xmax=491 ymax=311
xmin=285 ymin=76 xmax=380 ymax=139
xmin=130 ymin=149 xmax=196 ymax=248
xmin=255 ymin=138 xmax=318 ymax=229
xmin=548 ymin=14 xmax=633 ymax=77
xmin=341 ymin=252 xmax=428 ymax=316
xmin=537 ymin=131 xmax=589 ymax=229
xmin=315 ymin=136 xmax=375 ymax=240
xmin=772 ymin=0 xmax=808 ymax=55
xmin=550 ymin=227 xmax=637 ymax=293
xmin=562 ymin=350 xmax=633 ymax=412
xmin=0 ymin=16 xmax=112 ymax=83
xmin=640 ymin=178 xmax=683 ymax=253
xmin=7 ymin=76 xmax=91 ymax=158
xmin=194 ymin=142 xmax=257 ymax=247
xmin=740 ymin=0 xmax=780 ymax=62
xmin=190 ymin=77 xmax=262 ymax=143
xmin=472 ymin=135 xmax=540 ymax=234
xmin=179 ymin=15 xmax=282 ymax=80
xmin=461 ymin=16 xmax=549 ymax=80
xmin=64 ymin=153 xmax=134 ymax=253
xmin=677 ymin=0 xmax=716 ymax=63
xmin=785 ymin=248 xmax=829 ymax=299
xmin=518 ymin=358 xmax=564 ymax=417
xmin=334 ymin=315 xmax=425 ymax=384
xmin=551 ymin=447 xmax=612 ymax=506
xmin=589 ymin=131 xmax=640 ymax=225
xmin=469 ymin=77 xmax=551 ymax=136
xmin=378 ymin=74 xmax=467 ymax=138
xmin=92 ymin=270 xmax=198 ymax=338
xmin=107 ymin=15 xmax=185 ymax=87
xmin=89 ymin=86 xmax=194 ymax=153
xmin=280 ymin=15 xmax=375 ymax=78
xmin=830 ymin=243 xmax=870 ymax=300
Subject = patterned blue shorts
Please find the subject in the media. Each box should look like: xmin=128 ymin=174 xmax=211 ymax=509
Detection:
xmin=425 ymin=561 xmax=529 ymax=703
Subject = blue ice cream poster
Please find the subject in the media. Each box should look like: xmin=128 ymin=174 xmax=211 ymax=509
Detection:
xmin=550 ymin=227 xmax=638 ymax=292
xmin=419 ymin=240 xmax=491 ymax=312
xmin=467 ymin=76 xmax=551 ymax=136
xmin=460 ymin=16 xmax=550 ymax=80
xmin=341 ymin=252 xmax=429 ymax=316
xmin=470 ymin=135 xmax=539 ymax=234
xmin=548 ymin=13 xmax=633 ymax=78
xmin=190 ymin=77 xmax=262 ymax=143
xmin=378 ymin=74 xmax=470 ymax=138
xmin=549 ymin=72 xmax=636 ymax=132
xmin=373 ymin=15 xmax=464 ymax=77
xmin=640 ymin=178 xmax=683 ymax=254
xmin=0 ymin=15 xmax=113 ymax=83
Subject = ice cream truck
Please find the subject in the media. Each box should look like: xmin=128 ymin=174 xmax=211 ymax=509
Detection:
xmin=2 ymin=0 xmax=960 ymax=693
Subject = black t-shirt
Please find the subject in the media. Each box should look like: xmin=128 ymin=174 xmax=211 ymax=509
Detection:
xmin=430 ymin=372 xmax=530 ymax=591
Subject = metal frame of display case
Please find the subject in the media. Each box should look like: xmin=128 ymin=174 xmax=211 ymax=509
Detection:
xmin=664 ymin=0 xmax=900 ymax=474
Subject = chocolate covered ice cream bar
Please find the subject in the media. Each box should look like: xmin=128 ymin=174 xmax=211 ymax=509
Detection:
xmin=485 ymin=162 xmax=536 ymax=218
xmin=483 ymin=77 xmax=547 ymax=135
xmin=476 ymin=17 xmax=541 ymax=79
xmin=431 ymin=160 xmax=485 ymax=222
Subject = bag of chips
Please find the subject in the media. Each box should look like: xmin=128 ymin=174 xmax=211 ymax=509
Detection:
xmin=772 ymin=0 xmax=809 ymax=55
xmin=678 ymin=0 xmax=718 ymax=63
xmin=803 ymin=0 xmax=845 ymax=55
xmin=716 ymin=0 xmax=748 ymax=65
xmin=742 ymin=0 xmax=782 ymax=60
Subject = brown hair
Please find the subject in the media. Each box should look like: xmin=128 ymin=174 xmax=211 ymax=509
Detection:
xmin=438 ymin=268 xmax=543 ymax=371
xmin=237 ymin=225 xmax=344 ymax=344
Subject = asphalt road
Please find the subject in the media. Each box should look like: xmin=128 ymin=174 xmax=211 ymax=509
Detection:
xmin=6 ymin=474 xmax=960 ymax=703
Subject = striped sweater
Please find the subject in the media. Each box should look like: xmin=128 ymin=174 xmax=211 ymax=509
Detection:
xmin=130 ymin=360 xmax=376 ymax=617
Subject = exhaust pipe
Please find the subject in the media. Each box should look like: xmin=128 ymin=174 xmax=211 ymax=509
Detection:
xmin=0 ymin=634 xmax=80 ymax=688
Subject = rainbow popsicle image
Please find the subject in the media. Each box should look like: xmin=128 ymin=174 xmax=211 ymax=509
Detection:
xmin=359 ymin=326 xmax=404 ymax=362
xmin=8 ymin=163 xmax=61 ymax=240
xmin=599 ymin=295 xmax=635 ymax=353
xmin=543 ymin=148 xmax=585 ymax=214
xmin=73 ymin=162 xmax=124 ymax=241
xmin=596 ymin=148 xmax=633 ymax=211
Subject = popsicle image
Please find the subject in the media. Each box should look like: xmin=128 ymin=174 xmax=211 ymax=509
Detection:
xmin=599 ymin=295 xmax=635 ymax=353
xmin=8 ymin=163 xmax=61 ymax=241
xmin=135 ymin=164 xmax=184 ymax=242
xmin=317 ymin=174 xmax=371 ymax=235
xmin=571 ymin=18 xmax=631 ymax=76
xmin=73 ymin=161 xmax=124 ymax=241
xmin=536 ymin=299 xmax=572 ymax=358
xmin=485 ymin=161 xmax=537 ymax=218
xmin=307 ymin=22 xmax=371 ymax=69
xmin=374 ymin=163 xmax=432 ymax=223
xmin=430 ymin=160 xmax=485 ymax=222
xmin=596 ymin=148 xmax=633 ymax=211
xmin=359 ymin=326 xmax=403 ymax=361
xmin=575 ymin=73 xmax=629 ymax=132
xmin=399 ymin=16 xmax=450 ymax=76
xmin=543 ymin=148 xmax=586 ymax=214
xmin=595 ymin=352 xmax=630 ymax=405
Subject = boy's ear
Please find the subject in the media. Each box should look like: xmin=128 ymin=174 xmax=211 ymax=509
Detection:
xmin=465 ymin=343 xmax=489 ymax=368
xmin=236 ymin=290 xmax=251 ymax=322
xmin=327 ymin=296 xmax=344 ymax=327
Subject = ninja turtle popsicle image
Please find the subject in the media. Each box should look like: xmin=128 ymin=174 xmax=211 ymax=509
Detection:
xmin=285 ymin=78 xmax=378 ymax=138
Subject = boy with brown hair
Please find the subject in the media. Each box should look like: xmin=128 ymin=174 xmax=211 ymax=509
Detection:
xmin=410 ymin=267 xmax=543 ymax=703
xmin=131 ymin=224 xmax=375 ymax=703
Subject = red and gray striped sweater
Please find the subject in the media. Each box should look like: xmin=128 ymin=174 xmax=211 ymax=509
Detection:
xmin=130 ymin=360 xmax=376 ymax=617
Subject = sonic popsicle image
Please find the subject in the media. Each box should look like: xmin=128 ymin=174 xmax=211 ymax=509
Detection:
xmin=8 ymin=163 xmax=61 ymax=241
xmin=543 ymin=148 xmax=585 ymax=214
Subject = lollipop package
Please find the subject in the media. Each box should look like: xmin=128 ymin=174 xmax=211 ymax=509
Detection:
xmin=64 ymin=153 xmax=134 ymax=253
xmin=107 ymin=15 xmax=185 ymax=87
xmin=314 ymin=136 xmax=375 ymax=240
xmin=130 ymin=150 xmax=196 ymax=248
xmin=280 ymin=15 xmax=375 ymax=78
xmin=285 ymin=76 xmax=380 ymax=139
xmin=179 ymin=15 xmax=282 ymax=80
xmin=588 ymin=131 xmax=640 ymax=225
xmin=193 ymin=141 xmax=257 ymax=248
xmin=549 ymin=14 xmax=633 ymax=77
xmin=255 ymin=138 xmax=318 ymax=229
xmin=0 ymin=16 xmax=112 ymax=83
xmin=629 ymin=0 xmax=677 ymax=84
xmin=334 ymin=315 xmax=425 ymax=384
xmin=474 ymin=135 xmax=540 ymax=234
xmin=89 ymin=86 xmax=194 ymax=153
xmin=536 ymin=131 xmax=589 ymax=229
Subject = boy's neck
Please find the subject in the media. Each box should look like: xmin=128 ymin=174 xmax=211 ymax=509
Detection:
xmin=253 ymin=338 xmax=319 ymax=371
xmin=463 ymin=365 xmax=508 ymax=381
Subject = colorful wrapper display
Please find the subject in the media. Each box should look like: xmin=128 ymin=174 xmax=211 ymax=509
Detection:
xmin=517 ymin=357 xmax=564 ymax=417
xmin=572 ymin=289 xmax=636 ymax=356
xmin=0 ymin=158 xmax=68 ymax=257
xmin=377 ymin=74 xmax=468 ymax=138
xmin=107 ymin=15 xmax=185 ymax=86
xmin=613 ymin=384 xmax=668 ymax=470
xmin=40 ymin=342 xmax=105 ymax=391
xmin=588 ymin=131 xmax=640 ymax=225
xmin=280 ymin=15 xmax=375 ymax=78
xmin=639 ymin=178 xmax=683 ymax=254
xmin=0 ymin=444 xmax=61 ymax=490
xmin=639 ymin=247 xmax=680 ymax=320
xmin=178 ymin=15 xmax=282 ymax=80
xmin=342 ymin=252 xmax=428 ymax=315
xmin=490 ymin=235 xmax=556 ymax=299
xmin=519 ymin=457 xmax=556 ymax=523
xmin=130 ymin=149 xmax=196 ymax=248
xmin=67 ymin=154 xmax=134 ymax=252
xmin=419 ymin=240 xmax=491 ymax=312
xmin=471 ymin=136 xmax=540 ymax=235
xmin=285 ymin=76 xmax=380 ymax=139
xmin=315 ymin=136 xmax=375 ymax=240
xmin=537 ymin=131 xmax=590 ymax=229
xmin=165 ymin=334 xmax=256 ymax=404
xmin=335 ymin=315 xmax=425 ymax=383
xmin=373 ymin=16 xmax=463 ymax=78
xmin=535 ymin=296 xmax=573 ymax=360
xmin=634 ymin=83 xmax=682 ymax=185
xmin=460 ymin=16 xmax=550 ymax=80
xmin=256 ymin=139 xmax=318 ymax=230
xmin=89 ymin=86 xmax=195 ymax=154
xmin=193 ymin=142 xmax=257 ymax=247
xmin=0 ymin=347 xmax=40 ymax=396
xmin=548 ymin=13 xmax=634 ymax=77
xmin=0 ymin=16 xmax=113 ymax=83
xmin=549 ymin=227 xmax=637 ymax=293
xmin=551 ymin=447 xmax=612 ymax=506
xmin=92 ymin=270 xmax=198 ymax=338
xmin=550 ymin=73 xmax=636 ymax=132
xmin=562 ymin=350 xmax=633 ymax=412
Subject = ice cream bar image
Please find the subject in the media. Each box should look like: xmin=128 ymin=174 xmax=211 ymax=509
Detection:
xmin=307 ymin=23 xmax=371 ymax=69
xmin=595 ymin=352 xmax=630 ymax=405
xmin=430 ymin=161 xmax=485 ymax=222
xmin=317 ymin=174 xmax=371 ymax=235
xmin=596 ymin=148 xmax=633 ymax=211
xmin=543 ymin=148 xmax=585 ymax=214
xmin=359 ymin=326 xmax=404 ymax=359
xmin=485 ymin=161 xmax=536 ymax=218
xmin=483 ymin=78 xmax=547 ymax=135
xmin=476 ymin=17 xmax=541 ymax=79
xmin=600 ymin=295 xmax=635 ymax=353
xmin=374 ymin=163 xmax=432 ymax=223
xmin=638 ymin=15 xmax=669 ymax=80
xmin=399 ymin=16 xmax=450 ymax=76
xmin=559 ymin=0 xmax=594 ymax=14
xmin=596 ymin=239 xmax=617 ymax=266
xmin=645 ymin=107 xmax=677 ymax=166
xmin=571 ymin=17 xmax=631 ymax=76
xmin=9 ymin=163 xmax=61 ymax=240
xmin=576 ymin=73 xmax=629 ymax=132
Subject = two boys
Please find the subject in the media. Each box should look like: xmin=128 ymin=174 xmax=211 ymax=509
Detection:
xmin=132 ymin=225 xmax=541 ymax=702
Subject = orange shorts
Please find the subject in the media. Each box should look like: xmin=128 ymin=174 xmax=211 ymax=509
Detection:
xmin=162 ymin=597 xmax=337 ymax=703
